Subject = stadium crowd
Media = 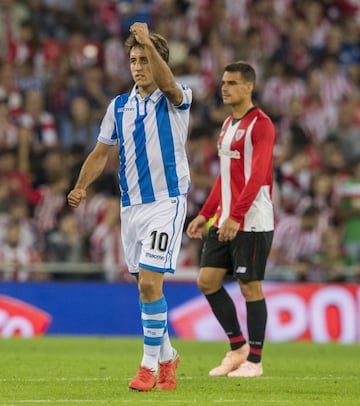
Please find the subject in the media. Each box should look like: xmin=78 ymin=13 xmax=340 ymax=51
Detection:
xmin=0 ymin=0 xmax=359 ymax=283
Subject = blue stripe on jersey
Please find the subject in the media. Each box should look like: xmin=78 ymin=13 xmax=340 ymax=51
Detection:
xmin=155 ymin=97 xmax=180 ymax=197
xmin=133 ymin=98 xmax=155 ymax=203
xmin=114 ymin=94 xmax=131 ymax=205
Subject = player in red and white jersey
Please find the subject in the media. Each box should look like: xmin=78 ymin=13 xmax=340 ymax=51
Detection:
xmin=187 ymin=61 xmax=275 ymax=378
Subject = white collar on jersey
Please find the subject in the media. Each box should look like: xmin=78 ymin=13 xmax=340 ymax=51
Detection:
xmin=129 ymin=85 xmax=162 ymax=103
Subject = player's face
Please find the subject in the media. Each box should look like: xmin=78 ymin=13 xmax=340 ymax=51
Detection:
xmin=221 ymin=71 xmax=252 ymax=106
xmin=129 ymin=46 xmax=156 ymax=96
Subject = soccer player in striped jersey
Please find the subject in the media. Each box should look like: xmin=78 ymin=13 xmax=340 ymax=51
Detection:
xmin=67 ymin=22 xmax=192 ymax=391
xmin=187 ymin=61 xmax=275 ymax=377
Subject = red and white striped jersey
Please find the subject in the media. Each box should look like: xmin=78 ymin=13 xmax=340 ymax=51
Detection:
xmin=261 ymin=76 xmax=307 ymax=113
xmin=17 ymin=111 xmax=58 ymax=146
xmin=199 ymin=107 xmax=275 ymax=231
xmin=270 ymin=214 xmax=323 ymax=263
xmin=74 ymin=193 xmax=108 ymax=236
xmin=0 ymin=243 xmax=39 ymax=281
xmin=317 ymin=71 xmax=353 ymax=106
xmin=33 ymin=185 xmax=66 ymax=234
xmin=90 ymin=222 xmax=128 ymax=281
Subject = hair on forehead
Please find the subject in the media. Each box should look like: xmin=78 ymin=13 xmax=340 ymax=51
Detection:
xmin=224 ymin=61 xmax=256 ymax=85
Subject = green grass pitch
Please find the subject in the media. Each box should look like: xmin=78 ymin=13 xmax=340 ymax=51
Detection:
xmin=0 ymin=337 xmax=359 ymax=405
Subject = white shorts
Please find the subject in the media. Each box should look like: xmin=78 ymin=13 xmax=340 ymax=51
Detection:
xmin=120 ymin=195 xmax=187 ymax=275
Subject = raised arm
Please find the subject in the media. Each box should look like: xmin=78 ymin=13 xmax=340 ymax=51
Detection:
xmin=130 ymin=22 xmax=183 ymax=105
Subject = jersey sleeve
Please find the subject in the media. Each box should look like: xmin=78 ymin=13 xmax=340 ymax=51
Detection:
xmin=174 ymin=83 xmax=192 ymax=110
xmin=97 ymin=98 xmax=117 ymax=145
xmin=199 ymin=175 xmax=221 ymax=220
xmin=231 ymin=116 xmax=275 ymax=221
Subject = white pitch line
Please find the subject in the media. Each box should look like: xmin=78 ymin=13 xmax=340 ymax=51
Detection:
xmin=214 ymin=401 xmax=292 ymax=404
xmin=1 ymin=401 xmax=196 ymax=405
xmin=0 ymin=375 xmax=358 ymax=383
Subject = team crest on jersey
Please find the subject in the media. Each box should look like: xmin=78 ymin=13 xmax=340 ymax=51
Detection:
xmin=235 ymin=129 xmax=245 ymax=141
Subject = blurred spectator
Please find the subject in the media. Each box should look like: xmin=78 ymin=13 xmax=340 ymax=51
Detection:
xmin=275 ymin=96 xmax=320 ymax=167
xmin=89 ymin=197 xmax=129 ymax=282
xmin=73 ymin=183 xmax=109 ymax=240
xmin=0 ymin=196 xmax=37 ymax=249
xmin=32 ymin=146 xmax=67 ymax=188
xmin=334 ymin=159 xmax=360 ymax=263
xmin=65 ymin=29 xmax=102 ymax=74
xmin=317 ymin=137 xmax=348 ymax=178
xmin=186 ymin=125 xmax=218 ymax=218
xmin=261 ymin=63 xmax=307 ymax=121
xmin=8 ymin=19 xmax=46 ymax=78
xmin=58 ymin=96 xmax=99 ymax=153
xmin=271 ymin=17 xmax=313 ymax=77
xmin=328 ymin=95 xmax=360 ymax=167
xmin=0 ymin=0 xmax=30 ymax=63
xmin=0 ymin=89 xmax=19 ymax=148
xmin=296 ymin=171 xmax=336 ymax=228
xmin=302 ymin=68 xmax=338 ymax=144
xmin=69 ymin=65 xmax=111 ymax=122
xmin=45 ymin=52 xmax=74 ymax=129
xmin=0 ymin=218 xmax=43 ymax=282
xmin=103 ymin=36 xmax=131 ymax=94
xmin=315 ymin=53 xmax=353 ymax=106
xmin=247 ymin=0 xmax=282 ymax=57
xmin=33 ymin=172 xmax=71 ymax=246
xmin=300 ymin=0 xmax=330 ymax=53
xmin=17 ymin=88 xmax=59 ymax=157
xmin=15 ymin=56 xmax=46 ymax=92
xmin=268 ymin=205 xmax=325 ymax=281
xmin=276 ymin=147 xmax=312 ymax=215
xmin=45 ymin=207 xmax=87 ymax=279
xmin=313 ymin=226 xmax=360 ymax=282
xmin=0 ymin=147 xmax=40 ymax=207
xmin=340 ymin=14 xmax=360 ymax=76
xmin=0 ymin=62 xmax=23 ymax=118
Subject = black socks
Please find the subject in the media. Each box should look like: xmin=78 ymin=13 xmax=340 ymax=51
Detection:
xmin=205 ymin=287 xmax=246 ymax=350
xmin=246 ymin=298 xmax=267 ymax=363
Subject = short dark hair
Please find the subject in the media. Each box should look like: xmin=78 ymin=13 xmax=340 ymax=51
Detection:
xmin=224 ymin=61 xmax=256 ymax=85
xmin=125 ymin=32 xmax=170 ymax=63
xmin=302 ymin=205 xmax=320 ymax=218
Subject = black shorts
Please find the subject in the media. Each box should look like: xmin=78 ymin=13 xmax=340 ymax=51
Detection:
xmin=200 ymin=226 xmax=274 ymax=281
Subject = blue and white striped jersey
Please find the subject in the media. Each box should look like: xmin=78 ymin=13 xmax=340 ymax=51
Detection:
xmin=98 ymin=83 xmax=192 ymax=207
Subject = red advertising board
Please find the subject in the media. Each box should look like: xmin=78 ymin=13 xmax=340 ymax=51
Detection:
xmin=169 ymin=283 xmax=360 ymax=343
xmin=0 ymin=295 xmax=51 ymax=337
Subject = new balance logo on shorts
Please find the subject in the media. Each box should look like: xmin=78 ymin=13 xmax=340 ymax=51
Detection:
xmin=235 ymin=266 xmax=247 ymax=274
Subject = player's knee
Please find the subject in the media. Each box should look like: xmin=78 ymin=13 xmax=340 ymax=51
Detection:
xmin=197 ymin=276 xmax=218 ymax=295
xmin=138 ymin=278 xmax=156 ymax=298
xmin=239 ymin=280 xmax=263 ymax=301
